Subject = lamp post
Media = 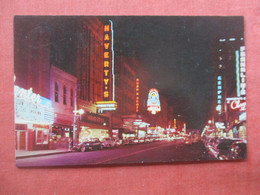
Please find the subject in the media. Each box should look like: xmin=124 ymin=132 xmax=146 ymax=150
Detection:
xmin=72 ymin=83 xmax=85 ymax=146
xmin=72 ymin=108 xmax=84 ymax=146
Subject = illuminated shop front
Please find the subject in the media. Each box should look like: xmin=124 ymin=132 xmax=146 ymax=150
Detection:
xmin=226 ymin=97 xmax=246 ymax=139
xmin=78 ymin=112 xmax=110 ymax=142
xmin=14 ymin=85 xmax=54 ymax=151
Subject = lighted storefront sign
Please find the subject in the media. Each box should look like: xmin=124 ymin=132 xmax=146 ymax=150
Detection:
xmin=81 ymin=112 xmax=109 ymax=126
xmin=96 ymin=101 xmax=117 ymax=112
xmin=147 ymin=88 xmax=161 ymax=114
xmin=79 ymin=127 xmax=109 ymax=142
xmin=216 ymin=75 xmax=222 ymax=112
xmin=136 ymin=78 xmax=139 ymax=113
xmin=14 ymin=85 xmax=54 ymax=124
xmin=226 ymin=97 xmax=246 ymax=112
xmin=215 ymin=122 xmax=225 ymax=129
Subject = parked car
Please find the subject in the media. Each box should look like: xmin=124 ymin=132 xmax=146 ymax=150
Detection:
xmin=72 ymin=138 xmax=104 ymax=152
xmin=102 ymin=137 xmax=117 ymax=148
xmin=206 ymin=137 xmax=247 ymax=160
xmin=184 ymin=136 xmax=192 ymax=145
xmin=123 ymin=137 xmax=139 ymax=145
xmin=228 ymin=140 xmax=247 ymax=159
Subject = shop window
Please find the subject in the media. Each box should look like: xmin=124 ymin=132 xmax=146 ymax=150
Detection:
xmin=55 ymin=82 xmax=59 ymax=102
xmin=63 ymin=86 xmax=67 ymax=105
xmin=36 ymin=129 xmax=49 ymax=144
xmin=70 ymin=89 xmax=73 ymax=107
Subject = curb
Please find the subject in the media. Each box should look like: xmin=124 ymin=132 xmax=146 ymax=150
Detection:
xmin=16 ymin=151 xmax=73 ymax=159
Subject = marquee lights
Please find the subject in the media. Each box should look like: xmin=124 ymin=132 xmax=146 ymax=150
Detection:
xmin=147 ymin=88 xmax=161 ymax=115
xmin=96 ymin=101 xmax=117 ymax=113
xmin=14 ymin=85 xmax=54 ymax=124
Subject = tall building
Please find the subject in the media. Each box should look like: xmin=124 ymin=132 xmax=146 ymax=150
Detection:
xmin=112 ymin=56 xmax=151 ymax=139
xmin=75 ymin=17 xmax=114 ymax=142
xmin=14 ymin=17 xmax=55 ymax=151
xmin=212 ymin=37 xmax=246 ymax=138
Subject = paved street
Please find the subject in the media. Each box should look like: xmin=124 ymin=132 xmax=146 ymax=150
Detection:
xmin=16 ymin=140 xmax=208 ymax=167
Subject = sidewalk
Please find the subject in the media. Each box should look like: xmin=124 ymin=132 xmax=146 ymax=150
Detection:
xmin=16 ymin=149 xmax=73 ymax=159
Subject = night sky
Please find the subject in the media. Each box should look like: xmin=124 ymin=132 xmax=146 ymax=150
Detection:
xmin=48 ymin=16 xmax=244 ymax=130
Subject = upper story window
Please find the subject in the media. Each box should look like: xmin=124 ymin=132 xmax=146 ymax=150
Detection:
xmin=55 ymin=82 xmax=59 ymax=102
xmin=63 ymin=86 xmax=67 ymax=105
xmin=70 ymin=89 xmax=73 ymax=107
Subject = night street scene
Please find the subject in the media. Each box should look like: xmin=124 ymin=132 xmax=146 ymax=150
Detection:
xmin=14 ymin=16 xmax=247 ymax=167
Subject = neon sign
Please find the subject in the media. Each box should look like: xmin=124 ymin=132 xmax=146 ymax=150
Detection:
xmin=14 ymin=85 xmax=54 ymax=124
xmin=147 ymin=88 xmax=161 ymax=114
xmin=230 ymin=99 xmax=246 ymax=111
xmin=103 ymin=20 xmax=115 ymax=101
xmin=96 ymin=101 xmax=117 ymax=113
xmin=216 ymin=75 xmax=222 ymax=112
xmin=136 ymin=78 xmax=139 ymax=113
xmin=240 ymin=46 xmax=246 ymax=96
xmin=14 ymin=86 xmax=41 ymax=104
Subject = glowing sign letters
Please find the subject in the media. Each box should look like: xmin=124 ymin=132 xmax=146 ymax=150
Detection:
xmin=103 ymin=23 xmax=111 ymax=101
xmin=230 ymin=99 xmax=246 ymax=111
xmin=14 ymin=85 xmax=54 ymax=124
xmin=147 ymin=88 xmax=161 ymax=114
xmin=240 ymin=46 xmax=246 ymax=96
xmin=136 ymin=78 xmax=139 ymax=113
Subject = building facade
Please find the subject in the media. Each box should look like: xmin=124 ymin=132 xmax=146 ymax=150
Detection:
xmin=212 ymin=37 xmax=246 ymax=138
xmin=50 ymin=65 xmax=77 ymax=149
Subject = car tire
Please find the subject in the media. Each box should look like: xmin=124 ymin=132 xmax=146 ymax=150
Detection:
xmin=81 ymin=146 xmax=86 ymax=152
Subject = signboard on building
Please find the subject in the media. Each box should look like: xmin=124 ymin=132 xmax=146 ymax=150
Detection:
xmin=97 ymin=20 xmax=116 ymax=112
xmin=147 ymin=88 xmax=161 ymax=114
xmin=14 ymin=85 xmax=54 ymax=124
xmin=226 ymin=97 xmax=246 ymax=112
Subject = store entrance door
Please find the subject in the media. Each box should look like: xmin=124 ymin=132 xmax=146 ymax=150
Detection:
xmin=16 ymin=130 xmax=27 ymax=150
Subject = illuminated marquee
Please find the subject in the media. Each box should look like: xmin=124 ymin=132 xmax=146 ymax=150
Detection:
xmin=14 ymin=85 xmax=54 ymax=124
xmin=147 ymin=88 xmax=161 ymax=115
xmin=96 ymin=101 xmax=117 ymax=113
xmin=136 ymin=78 xmax=139 ymax=113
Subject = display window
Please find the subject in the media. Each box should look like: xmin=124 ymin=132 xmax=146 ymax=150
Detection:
xmin=36 ymin=128 xmax=49 ymax=144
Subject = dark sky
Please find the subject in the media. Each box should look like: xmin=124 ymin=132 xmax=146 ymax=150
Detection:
xmin=48 ymin=16 xmax=244 ymax=130
xmin=105 ymin=16 xmax=244 ymax=130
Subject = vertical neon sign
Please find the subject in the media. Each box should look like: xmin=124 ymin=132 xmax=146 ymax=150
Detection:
xmin=136 ymin=78 xmax=139 ymax=113
xmin=239 ymin=46 xmax=246 ymax=96
xmin=216 ymin=75 xmax=222 ymax=112
xmin=103 ymin=22 xmax=112 ymax=101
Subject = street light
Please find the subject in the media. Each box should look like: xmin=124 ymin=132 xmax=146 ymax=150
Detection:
xmin=73 ymin=109 xmax=85 ymax=146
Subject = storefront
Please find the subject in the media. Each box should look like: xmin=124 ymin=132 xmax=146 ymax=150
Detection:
xmin=226 ymin=97 xmax=246 ymax=139
xmin=78 ymin=112 xmax=110 ymax=142
xmin=15 ymin=85 xmax=54 ymax=150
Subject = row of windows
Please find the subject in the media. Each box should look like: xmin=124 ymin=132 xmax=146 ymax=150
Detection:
xmin=55 ymin=82 xmax=74 ymax=107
